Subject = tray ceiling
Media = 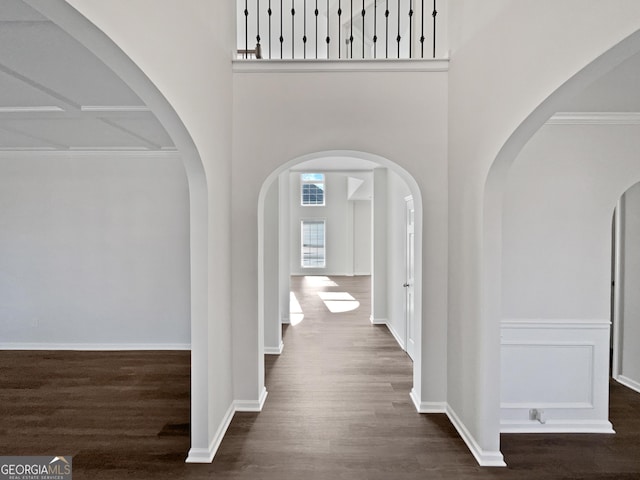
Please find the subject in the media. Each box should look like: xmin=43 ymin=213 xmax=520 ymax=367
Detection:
xmin=0 ymin=0 xmax=174 ymax=151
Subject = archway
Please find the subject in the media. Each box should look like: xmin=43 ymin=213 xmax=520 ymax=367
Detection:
xmin=21 ymin=0 xmax=211 ymax=460
xmin=482 ymin=28 xmax=640 ymax=462
xmin=257 ymin=150 xmax=426 ymax=407
xmin=612 ymin=181 xmax=640 ymax=394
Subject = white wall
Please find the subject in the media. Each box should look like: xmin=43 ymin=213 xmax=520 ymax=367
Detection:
xmin=501 ymin=123 xmax=640 ymax=432
xmin=263 ymin=178 xmax=281 ymax=353
xmin=289 ymin=171 xmax=371 ymax=276
xmin=447 ymin=0 xmax=640 ymax=464
xmin=371 ymin=168 xmax=388 ymax=323
xmin=618 ymin=182 xmax=640 ymax=393
xmin=0 ymin=152 xmax=189 ymax=348
xmin=353 ymin=200 xmax=372 ymax=275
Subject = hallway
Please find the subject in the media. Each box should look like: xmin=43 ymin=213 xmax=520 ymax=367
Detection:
xmin=213 ymin=275 xmax=474 ymax=478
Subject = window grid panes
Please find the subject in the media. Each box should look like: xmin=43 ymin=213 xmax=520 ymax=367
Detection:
xmin=301 ymin=220 xmax=326 ymax=268
xmin=301 ymin=173 xmax=325 ymax=206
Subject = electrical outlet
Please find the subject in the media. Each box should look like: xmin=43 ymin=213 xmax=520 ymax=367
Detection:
xmin=529 ymin=408 xmax=545 ymax=424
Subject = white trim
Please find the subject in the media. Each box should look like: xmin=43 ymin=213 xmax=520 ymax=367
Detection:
xmin=0 ymin=106 xmax=65 ymax=113
xmin=386 ymin=322 xmax=406 ymax=350
xmin=264 ymin=341 xmax=284 ymax=355
xmin=501 ymin=402 xmax=593 ymax=409
xmin=81 ymin=105 xmax=150 ymax=113
xmin=547 ymin=112 xmax=640 ymax=125
xmin=500 ymin=419 xmax=615 ymax=434
xmin=0 ymin=343 xmax=190 ymax=351
xmin=410 ymin=389 xmax=446 ymax=413
xmin=501 ymin=319 xmax=610 ymax=330
xmin=185 ymin=402 xmax=235 ymax=463
xmin=445 ymin=405 xmax=506 ymax=467
xmin=233 ymin=58 xmax=449 ymax=74
xmin=612 ymin=198 xmax=624 ymax=380
xmin=369 ymin=316 xmax=387 ymax=325
xmin=0 ymin=149 xmax=179 ymax=159
xmin=186 ymin=388 xmax=269 ymax=463
xmin=615 ymin=374 xmax=640 ymax=394
xmin=235 ymin=387 xmax=268 ymax=412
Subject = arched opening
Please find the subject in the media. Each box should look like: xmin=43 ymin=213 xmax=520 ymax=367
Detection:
xmin=612 ymin=181 xmax=640 ymax=394
xmin=19 ymin=0 xmax=211 ymax=460
xmin=257 ymin=150 xmax=426 ymax=407
xmin=482 ymin=28 xmax=640 ymax=462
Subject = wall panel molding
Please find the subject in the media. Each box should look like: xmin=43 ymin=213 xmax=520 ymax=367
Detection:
xmin=500 ymin=319 xmax=611 ymax=434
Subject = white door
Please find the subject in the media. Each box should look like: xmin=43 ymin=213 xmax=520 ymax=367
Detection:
xmin=405 ymin=196 xmax=416 ymax=360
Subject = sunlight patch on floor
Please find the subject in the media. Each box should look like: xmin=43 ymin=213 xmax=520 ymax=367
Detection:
xmin=289 ymin=292 xmax=304 ymax=326
xmin=318 ymin=291 xmax=360 ymax=313
xmin=303 ymin=275 xmax=338 ymax=287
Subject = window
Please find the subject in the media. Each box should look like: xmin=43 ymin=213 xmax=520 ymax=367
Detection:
xmin=301 ymin=219 xmax=326 ymax=268
xmin=301 ymin=173 xmax=325 ymax=206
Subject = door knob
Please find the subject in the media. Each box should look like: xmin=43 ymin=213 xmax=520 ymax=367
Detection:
xmin=403 ymin=283 xmax=410 ymax=287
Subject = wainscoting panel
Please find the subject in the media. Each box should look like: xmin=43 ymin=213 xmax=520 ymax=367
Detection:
xmin=500 ymin=319 xmax=614 ymax=433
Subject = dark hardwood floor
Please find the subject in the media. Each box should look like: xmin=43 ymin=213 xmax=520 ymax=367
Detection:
xmin=1 ymin=275 xmax=640 ymax=479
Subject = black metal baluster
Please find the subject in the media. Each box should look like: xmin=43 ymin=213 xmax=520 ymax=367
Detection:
xmin=396 ymin=0 xmax=401 ymax=58
xmin=432 ymin=0 xmax=437 ymax=58
xmin=268 ymin=0 xmax=273 ymax=58
xmin=409 ymin=0 xmax=413 ymax=58
xmin=256 ymin=0 xmax=261 ymax=58
xmin=244 ymin=0 xmax=249 ymax=58
xmin=385 ymin=0 xmax=389 ymax=58
xmin=315 ymin=0 xmax=319 ymax=59
xmin=420 ymin=0 xmax=424 ymax=58
xmin=362 ymin=0 xmax=365 ymax=58
xmin=291 ymin=0 xmax=295 ymax=58
xmin=279 ymin=0 xmax=284 ymax=58
xmin=326 ymin=0 xmax=331 ymax=59
xmin=303 ymin=0 xmax=307 ymax=58
xmin=373 ymin=0 xmax=377 ymax=58
xmin=338 ymin=0 xmax=342 ymax=59
xmin=350 ymin=0 xmax=353 ymax=58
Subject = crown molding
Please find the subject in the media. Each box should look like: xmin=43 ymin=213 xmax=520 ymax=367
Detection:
xmin=547 ymin=112 xmax=640 ymax=125
xmin=0 ymin=149 xmax=179 ymax=158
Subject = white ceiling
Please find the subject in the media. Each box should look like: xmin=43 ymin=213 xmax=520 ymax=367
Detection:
xmin=0 ymin=0 xmax=174 ymax=151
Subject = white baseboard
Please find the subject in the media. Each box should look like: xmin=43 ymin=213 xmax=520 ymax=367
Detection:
xmin=446 ymin=405 xmax=506 ymax=467
xmin=264 ymin=341 xmax=284 ymax=355
xmin=0 ymin=343 xmax=191 ymax=351
xmin=616 ymin=374 xmax=640 ymax=394
xmin=386 ymin=322 xmax=406 ymax=350
xmin=501 ymin=419 xmax=615 ymax=434
xmin=410 ymin=389 xmax=446 ymax=413
xmin=369 ymin=316 xmax=387 ymax=325
xmin=235 ymin=387 xmax=268 ymax=412
xmin=186 ymin=387 xmax=269 ymax=463
xmin=185 ymin=402 xmax=235 ymax=463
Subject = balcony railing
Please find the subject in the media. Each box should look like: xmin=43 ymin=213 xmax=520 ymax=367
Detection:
xmin=237 ymin=0 xmax=439 ymax=60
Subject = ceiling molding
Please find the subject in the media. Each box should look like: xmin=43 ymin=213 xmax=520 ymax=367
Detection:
xmin=81 ymin=105 xmax=149 ymax=113
xmin=547 ymin=112 xmax=640 ymax=125
xmin=0 ymin=124 xmax=69 ymax=149
xmin=0 ymin=149 xmax=179 ymax=158
xmin=0 ymin=62 xmax=80 ymax=111
xmin=0 ymin=106 xmax=64 ymax=113
xmin=97 ymin=117 xmax=161 ymax=150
